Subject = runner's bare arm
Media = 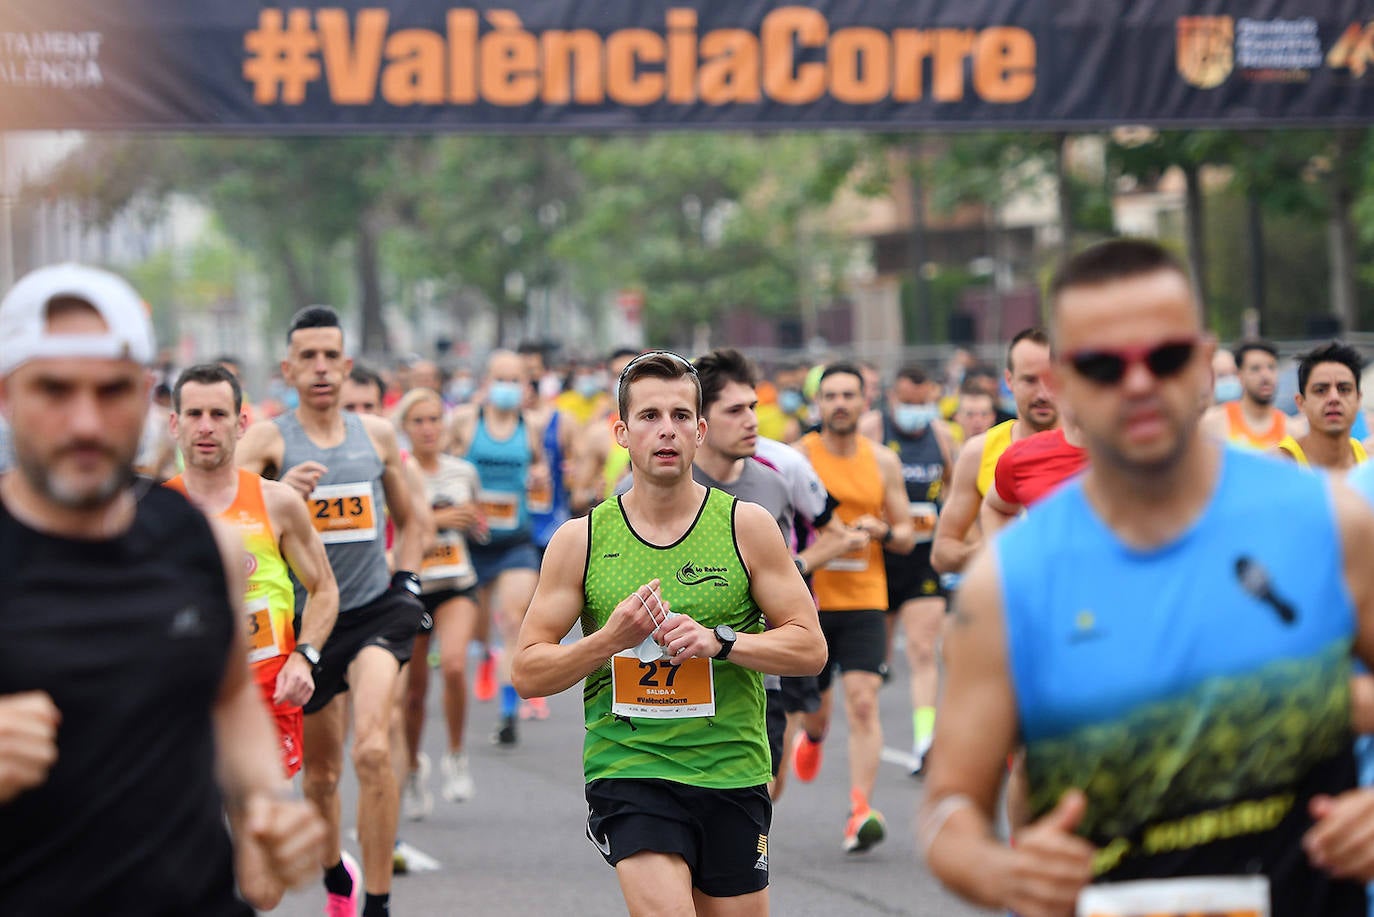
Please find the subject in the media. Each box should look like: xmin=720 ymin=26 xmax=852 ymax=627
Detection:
xmin=727 ymin=501 xmax=826 ymax=676
xmin=922 ymin=546 xmax=1095 ymax=914
xmin=877 ymin=445 xmax=918 ymax=554
xmin=932 ymin=432 xmax=985 ymax=574
xmin=511 ymin=519 xmax=658 ymax=698
xmin=236 ymin=421 xmax=284 ymax=477
xmin=858 ymin=410 xmax=883 ymax=443
xmin=446 ymin=405 xmax=477 ymax=457
xmin=264 ymin=480 xmax=339 ymax=706
xmin=1339 ymin=479 xmax=1374 ymax=675
xmin=980 ymin=485 xmax=1021 ymax=539
xmin=401 ymin=454 xmax=437 ymax=556
xmin=1291 ymin=478 xmax=1374 ymax=881
xmin=935 ymin=420 xmax=956 ymax=489
xmin=796 ymin=517 xmax=869 ymax=573
xmin=363 ymin=414 xmax=423 ymax=573
xmin=1198 ymin=405 xmax=1228 ymax=441
xmin=569 ymin=422 xmax=612 ymax=513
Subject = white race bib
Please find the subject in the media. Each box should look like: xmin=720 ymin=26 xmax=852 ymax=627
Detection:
xmin=610 ymin=650 xmax=715 ymax=719
xmin=478 ymin=490 xmax=520 ymax=532
xmin=307 ymin=481 xmax=378 ymax=545
xmin=909 ymin=501 xmax=938 ymax=544
xmin=1078 ymin=875 xmax=1269 ymax=917
xmin=245 ymin=595 xmax=286 ymax=665
xmin=825 ymin=548 xmax=869 ymax=573
xmin=421 ymin=532 xmax=475 ymax=586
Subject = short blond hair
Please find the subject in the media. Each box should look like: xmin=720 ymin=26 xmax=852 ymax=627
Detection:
xmin=393 ymin=387 xmax=443 ymax=428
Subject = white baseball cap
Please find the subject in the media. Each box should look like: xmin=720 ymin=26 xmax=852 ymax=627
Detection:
xmin=0 ymin=263 xmax=155 ymax=375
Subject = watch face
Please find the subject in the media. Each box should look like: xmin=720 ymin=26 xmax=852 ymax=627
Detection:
xmin=716 ymin=625 xmax=736 ymax=642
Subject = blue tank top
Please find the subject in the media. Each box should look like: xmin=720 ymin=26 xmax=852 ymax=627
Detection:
xmin=467 ymin=408 xmax=532 ymax=546
xmin=997 ymin=446 xmax=1361 ymax=914
xmin=531 ymin=410 xmax=570 ymax=548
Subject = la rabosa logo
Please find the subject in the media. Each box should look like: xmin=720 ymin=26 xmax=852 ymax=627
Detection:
xmin=676 ymin=562 xmax=729 ymax=588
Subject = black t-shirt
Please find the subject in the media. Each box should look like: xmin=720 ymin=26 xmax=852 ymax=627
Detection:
xmin=0 ymin=484 xmax=250 ymax=917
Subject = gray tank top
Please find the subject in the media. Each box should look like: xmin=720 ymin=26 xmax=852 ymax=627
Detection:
xmin=275 ymin=411 xmax=390 ymax=611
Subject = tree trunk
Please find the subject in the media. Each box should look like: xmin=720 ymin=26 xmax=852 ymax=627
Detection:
xmin=1328 ymin=130 xmax=1359 ymax=333
xmin=905 ymin=139 xmax=930 ymax=344
xmin=1182 ymin=162 xmax=1208 ymax=324
xmin=357 ymin=213 xmax=387 ymax=357
xmin=1055 ymin=132 xmax=1074 ymax=261
xmin=1246 ymin=190 xmax=1266 ymax=334
xmin=278 ymin=237 xmax=311 ymax=315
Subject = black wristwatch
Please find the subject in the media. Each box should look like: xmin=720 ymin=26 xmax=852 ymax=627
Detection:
xmin=294 ymin=643 xmax=321 ymax=668
xmin=712 ymin=625 xmax=737 ymax=660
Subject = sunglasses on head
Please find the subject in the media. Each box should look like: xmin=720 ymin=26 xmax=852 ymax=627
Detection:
xmin=617 ymin=350 xmax=698 ymax=385
xmin=1063 ymin=339 xmax=1198 ymax=385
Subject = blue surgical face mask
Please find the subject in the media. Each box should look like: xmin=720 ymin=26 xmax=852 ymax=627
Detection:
xmin=488 ymin=381 xmax=524 ymax=411
xmin=893 ymin=403 xmax=939 ymax=434
xmin=779 ymin=389 xmax=804 ymax=415
xmin=1214 ymin=376 xmax=1242 ymax=403
xmin=448 ymin=378 xmax=475 ymax=403
xmin=575 ymin=374 xmax=604 ymax=399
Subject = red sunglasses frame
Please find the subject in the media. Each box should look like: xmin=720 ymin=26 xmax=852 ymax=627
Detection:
xmin=1060 ymin=337 xmax=1202 ymax=384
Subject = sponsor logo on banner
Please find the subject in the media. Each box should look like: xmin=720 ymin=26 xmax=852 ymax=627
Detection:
xmin=1329 ymin=20 xmax=1374 ymax=77
xmin=1176 ymin=16 xmax=1234 ymax=89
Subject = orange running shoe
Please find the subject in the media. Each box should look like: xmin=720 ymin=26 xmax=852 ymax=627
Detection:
xmin=474 ymin=649 xmax=497 ymax=703
xmin=842 ymin=789 xmax=886 ymax=854
xmin=529 ymin=696 xmax=550 ymax=720
xmin=791 ymin=731 xmax=823 ymax=783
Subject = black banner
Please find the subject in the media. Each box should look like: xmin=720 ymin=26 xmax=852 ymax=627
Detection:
xmin=2 ymin=1 xmax=1374 ymax=132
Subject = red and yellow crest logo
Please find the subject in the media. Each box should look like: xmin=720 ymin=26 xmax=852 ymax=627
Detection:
xmin=1177 ymin=16 xmax=1235 ymax=89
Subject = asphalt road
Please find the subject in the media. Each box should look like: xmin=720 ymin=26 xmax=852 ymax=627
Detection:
xmin=268 ymin=640 xmax=993 ymax=916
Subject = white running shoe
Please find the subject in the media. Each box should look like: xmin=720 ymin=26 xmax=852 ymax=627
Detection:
xmin=440 ymin=751 xmax=474 ymax=803
xmin=402 ymin=751 xmax=434 ymax=821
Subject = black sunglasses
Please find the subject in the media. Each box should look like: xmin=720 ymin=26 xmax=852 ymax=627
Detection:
xmin=1063 ymin=339 xmax=1198 ymax=385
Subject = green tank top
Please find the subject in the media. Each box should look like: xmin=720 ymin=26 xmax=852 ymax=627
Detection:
xmin=582 ymin=487 xmax=769 ymax=788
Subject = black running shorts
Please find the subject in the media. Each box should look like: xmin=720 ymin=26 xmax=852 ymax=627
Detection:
xmin=304 ymin=586 xmax=424 ymax=715
xmin=585 ymin=778 xmax=771 ymax=898
xmin=766 ymin=688 xmax=785 ymax=777
xmin=419 ymin=586 xmax=477 ymax=634
xmin=884 ymin=543 xmax=947 ymax=610
xmin=815 ymin=609 xmax=887 ymax=693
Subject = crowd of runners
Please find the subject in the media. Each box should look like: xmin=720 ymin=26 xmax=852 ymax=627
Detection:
xmin=6 ymin=237 xmax=1374 ymax=916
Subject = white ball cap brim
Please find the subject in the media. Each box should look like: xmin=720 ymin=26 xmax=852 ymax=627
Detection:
xmin=0 ymin=263 xmax=155 ymax=375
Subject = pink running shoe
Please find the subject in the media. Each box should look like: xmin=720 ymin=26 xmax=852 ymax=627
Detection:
xmin=474 ymin=650 xmax=498 ymax=703
xmin=324 ymin=850 xmax=360 ymax=917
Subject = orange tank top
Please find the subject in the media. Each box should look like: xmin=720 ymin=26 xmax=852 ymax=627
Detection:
xmin=1224 ymin=401 xmax=1287 ymax=450
xmin=164 ymin=470 xmax=296 ymax=687
xmin=800 ymin=433 xmax=888 ymax=611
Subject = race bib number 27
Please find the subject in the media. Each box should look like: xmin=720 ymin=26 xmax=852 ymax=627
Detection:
xmin=610 ymin=651 xmax=715 ymax=719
